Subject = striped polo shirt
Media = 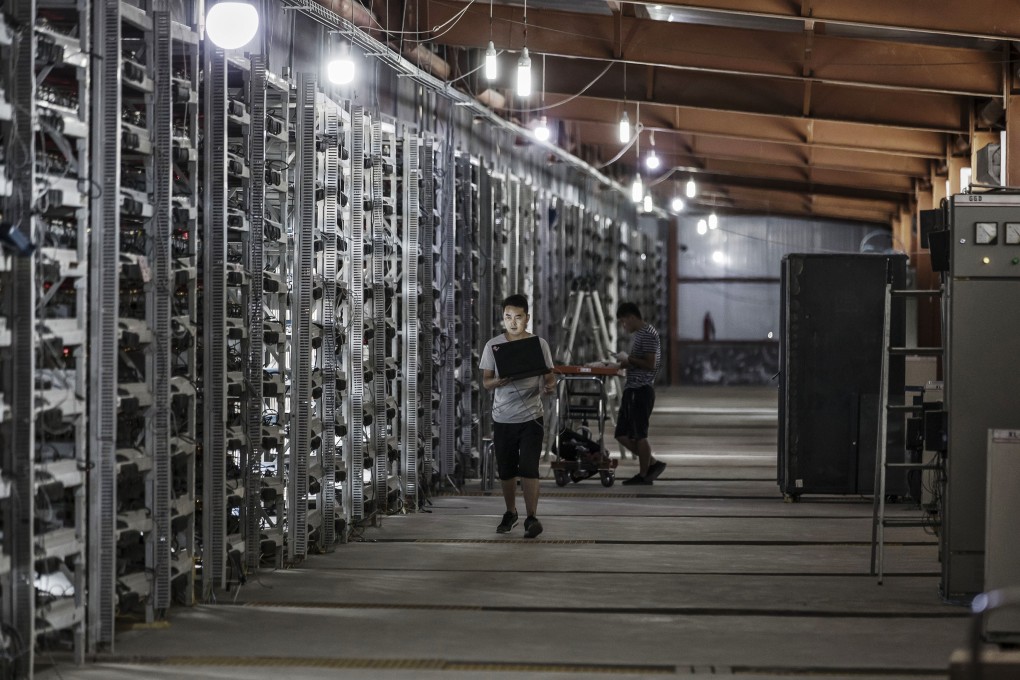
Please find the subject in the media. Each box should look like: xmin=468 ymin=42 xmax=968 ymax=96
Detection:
xmin=625 ymin=323 xmax=661 ymax=389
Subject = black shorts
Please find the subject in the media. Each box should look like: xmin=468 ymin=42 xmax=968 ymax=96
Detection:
xmin=614 ymin=385 xmax=655 ymax=441
xmin=492 ymin=418 xmax=544 ymax=480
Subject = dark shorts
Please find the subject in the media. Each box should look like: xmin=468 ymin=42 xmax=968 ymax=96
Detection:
xmin=614 ymin=385 xmax=655 ymax=441
xmin=493 ymin=418 xmax=544 ymax=480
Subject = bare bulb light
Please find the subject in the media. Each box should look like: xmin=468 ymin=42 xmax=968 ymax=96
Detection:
xmin=686 ymin=178 xmax=697 ymax=198
xmin=645 ymin=150 xmax=660 ymax=170
xmin=619 ymin=111 xmax=631 ymax=144
xmin=485 ymin=41 xmax=498 ymax=81
xmin=534 ymin=116 xmax=550 ymax=141
xmin=206 ymin=2 xmax=259 ymax=50
xmin=671 ymin=197 xmax=684 ymax=212
xmin=708 ymin=213 xmax=718 ymax=229
xmin=631 ymin=175 xmax=643 ymax=204
xmin=697 ymin=219 xmax=708 ymax=235
xmin=516 ymin=48 xmax=532 ymax=97
xmin=327 ymin=43 xmax=356 ymax=85
xmin=643 ymin=194 xmax=653 ymax=213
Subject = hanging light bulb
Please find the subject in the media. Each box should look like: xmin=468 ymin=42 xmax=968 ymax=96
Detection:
xmin=645 ymin=131 xmax=660 ymax=169
xmin=516 ymin=47 xmax=532 ymax=97
xmin=534 ymin=116 xmax=550 ymax=141
xmin=697 ymin=219 xmax=708 ymax=235
xmin=631 ymin=174 xmax=643 ymax=204
xmin=206 ymin=1 xmax=260 ymax=50
xmin=619 ymin=111 xmax=631 ymax=144
xmin=327 ymin=42 xmax=356 ymax=85
xmin=708 ymin=213 xmax=718 ymax=229
xmin=686 ymin=177 xmax=697 ymax=198
xmin=671 ymin=196 xmax=684 ymax=212
xmin=643 ymin=193 xmax=653 ymax=213
xmin=484 ymin=41 xmax=498 ymax=81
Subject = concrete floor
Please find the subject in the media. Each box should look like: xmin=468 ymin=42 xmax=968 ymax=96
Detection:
xmin=39 ymin=386 xmax=971 ymax=679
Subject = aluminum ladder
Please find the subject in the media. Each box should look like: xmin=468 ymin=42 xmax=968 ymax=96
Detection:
xmin=870 ymin=283 xmax=943 ymax=584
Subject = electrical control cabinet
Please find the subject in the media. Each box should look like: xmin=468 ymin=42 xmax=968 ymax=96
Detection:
xmin=941 ymin=194 xmax=1020 ymax=601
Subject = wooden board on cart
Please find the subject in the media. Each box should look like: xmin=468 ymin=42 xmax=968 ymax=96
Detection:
xmin=553 ymin=364 xmax=621 ymax=376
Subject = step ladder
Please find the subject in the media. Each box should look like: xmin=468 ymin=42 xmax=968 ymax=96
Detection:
xmin=556 ymin=288 xmax=612 ymax=364
xmin=554 ymin=287 xmax=621 ymax=412
xmin=870 ymin=284 xmax=943 ymax=584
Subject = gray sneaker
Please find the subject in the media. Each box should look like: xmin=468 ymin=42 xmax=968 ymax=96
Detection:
xmin=496 ymin=511 xmax=519 ymax=533
xmin=523 ymin=516 xmax=544 ymax=538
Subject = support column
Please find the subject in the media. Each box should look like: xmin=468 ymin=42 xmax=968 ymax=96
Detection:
xmin=947 ymin=153 xmax=967 ymax=196
xmin=668 ymin=215 xmax=680 ymax=385
xmin=1006 ymin=91 xmax=1020 ymax=187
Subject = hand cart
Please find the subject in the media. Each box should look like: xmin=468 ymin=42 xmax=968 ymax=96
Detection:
xmin=550 ymin=366 xmax=620 ymax=487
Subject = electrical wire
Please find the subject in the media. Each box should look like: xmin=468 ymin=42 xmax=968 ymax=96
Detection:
xmin=595 ymin=122 xmax=645 ymax=169
xmin=516 ymin=61 xmax=614 ymax=113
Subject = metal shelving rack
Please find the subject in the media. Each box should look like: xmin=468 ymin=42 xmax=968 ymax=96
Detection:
xmin=476 ymin=161 xmax=494 ymax=439
xmin=200 ymin=43 xmax=229 ymax=598
xmin=34 ymin=0 xmax=91 ymax=660
xmin=87 ymin=0 xmax=120 ymax=651
xmin=0 ymin=0 xmax=91 ymax=669
xmin=370 ymin=120 xmax=400 ymax=515
xmin=518 ymin=181 xmax=537 ymax=321
xmin=167 ymin=2 xmax=200 ymax=612
xmin=628 ymin=227 xmax=665 ymax=335
xmin=259 ymin=74 xmax=291 ymax=565
xmin=221 ymin=55 xmax=254 ymax=583
xmin=100 ymin=0 xmax=177 ymax=624
xmin=436 ymin=141 xmax=457 ymax=485
xmin=287 ymin=72 xmax=315 ymax=560
xmin=367 ymin=118 xmax=387 ymax=515
xmin=306 ymin=88 xmax=343 ymax=551
xmin=455 ymin=154 xmax=479 ymax=482
xmin=399 ymin=130 xmax=421 ymax=508
xmin=532 ymin=188 xmax=555 ymax=345
xmin=344 ymin=104 xmax=368 ymax=524
xmin=0 ymin=3 xmax=38 ymax=673
xmin=418 ymin=137 xmax=436 ymax=497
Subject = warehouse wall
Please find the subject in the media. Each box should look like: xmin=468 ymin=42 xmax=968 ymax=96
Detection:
xmin=674 ymin=214 xmax=890 ymax=384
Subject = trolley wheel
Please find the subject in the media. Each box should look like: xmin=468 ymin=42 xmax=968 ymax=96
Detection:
xmin=600 ymin=472 xmax=615 ymax=487
xmin=783 ymin=493 xmax=800 ymax=504
xmin=569 ymin=470 xmax=585 ymax=483
xmin=554 ymin=470 xmax=569 ymax=487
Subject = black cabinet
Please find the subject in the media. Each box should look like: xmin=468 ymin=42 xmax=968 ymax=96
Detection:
xmin=778 ymin=254 xmax=908 ymax=498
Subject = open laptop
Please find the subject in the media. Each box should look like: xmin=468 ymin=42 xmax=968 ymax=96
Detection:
xmin=492 ymin=336 xmax=551 ymax=380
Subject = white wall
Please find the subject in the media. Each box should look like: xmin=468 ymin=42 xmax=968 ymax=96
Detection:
xmin=676 ymin=214 xmax=889 ymax=340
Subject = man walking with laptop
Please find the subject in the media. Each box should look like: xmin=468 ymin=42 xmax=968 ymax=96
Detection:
xmin=480 ymin=294 xmax=556 ymax=538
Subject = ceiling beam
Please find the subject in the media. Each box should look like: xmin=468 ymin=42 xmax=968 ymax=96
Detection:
xmin=578 ymin=123 xmax=929 ymax=178
xmin=543 ymin=94 xmax=947 ymax=159
xmin=645 ymin=0 xmax=1020 ymax=42
xmin=421 ymin=1 xmax=1002 ymax=97
xmin=680 ymin=182 xmax=900 ymax=223
xmin=528 ymin=54 xmax=971 ymax=132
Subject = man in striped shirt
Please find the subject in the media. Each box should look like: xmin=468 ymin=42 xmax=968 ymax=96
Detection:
xmin=614 ymin=302 xmax=665 ymax=485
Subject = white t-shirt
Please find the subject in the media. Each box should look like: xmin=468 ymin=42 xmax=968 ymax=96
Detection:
xmin=479 ymin=333 xmax=554 ymax=424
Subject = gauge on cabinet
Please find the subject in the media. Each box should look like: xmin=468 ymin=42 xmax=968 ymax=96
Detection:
xmin=1006 ymin=223 xmax=1020 ymax=245
xmin=975 ymin=222 xmax=998 ymax=245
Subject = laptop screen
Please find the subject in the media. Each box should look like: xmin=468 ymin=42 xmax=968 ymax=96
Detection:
xmin=492 ymin=336 xmax=550 ymax=380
